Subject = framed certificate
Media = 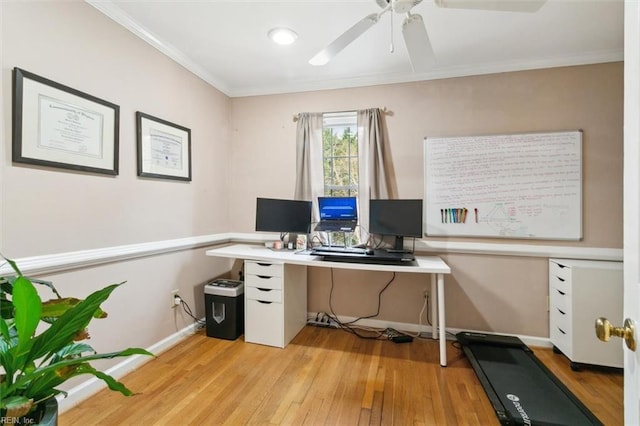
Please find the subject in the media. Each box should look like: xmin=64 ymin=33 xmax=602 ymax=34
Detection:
xmin=12 ymin=67 xmax=119 ymax=175
xmin=136 ymin=112 xmax=192 ymax=181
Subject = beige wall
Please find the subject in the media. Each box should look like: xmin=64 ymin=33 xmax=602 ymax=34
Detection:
xmin=2 ymin=1 xmax=232 ymax=257
xmin=0 ymin=1 xmax=234 ymax=384
xmin=230 ymin=63 xmax=623 ymax=336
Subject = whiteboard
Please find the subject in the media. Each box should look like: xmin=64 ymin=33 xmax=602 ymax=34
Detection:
xmin=424 ymin=131 xmax=582 ymax=240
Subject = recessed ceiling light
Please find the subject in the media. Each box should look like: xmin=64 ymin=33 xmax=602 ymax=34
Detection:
xmin=268 ymin=27 xmax=298 ymax=46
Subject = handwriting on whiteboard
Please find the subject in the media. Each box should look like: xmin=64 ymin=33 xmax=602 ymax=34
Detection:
xmin=424 ymin=131 xmax=582 ymax=240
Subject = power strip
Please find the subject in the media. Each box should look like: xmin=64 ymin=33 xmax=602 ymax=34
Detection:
xmin=307 ymin=312 xmax=340 ymax=328
xmin=307 ymin=319 xmax=340 ymax=328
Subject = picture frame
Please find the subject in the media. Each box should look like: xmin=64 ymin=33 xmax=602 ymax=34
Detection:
xmin=12 ymin=67 xmax=119 ymax=175
xmin=136 ymin=112 xmax=192 ymax=181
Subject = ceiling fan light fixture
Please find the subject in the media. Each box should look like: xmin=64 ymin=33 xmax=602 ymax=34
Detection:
xmin=309 ymin=52 xmax=331 ymax=66
xmin=268 ymin=27 xmax=298 ymax=45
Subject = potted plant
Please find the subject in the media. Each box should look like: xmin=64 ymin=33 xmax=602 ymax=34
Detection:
xmin=0 ymin=257 xmax=153 ymax=425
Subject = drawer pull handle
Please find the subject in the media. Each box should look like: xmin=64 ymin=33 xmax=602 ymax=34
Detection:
xmin=257 ymin=263 xmax=272 ymax=267
xmin=558 ymin=327 xmax=566 ymax=335
xmin=557 ymin=308 xmax=566 ymax=315
xmin=257 ymin=300 xmax=272 ymax=304
xmin=256 ymin=287 xmax=271 ymax=292
xmin=556 ymin=289 xmax=565 ymax=296
xmin=257 ymin=275 xmax=272 ymax=279
xmin=557 ymin=277 xmax=565 ymax=282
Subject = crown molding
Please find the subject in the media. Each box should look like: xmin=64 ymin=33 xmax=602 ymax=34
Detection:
xmin=85 ymin=0 xmax=623 ymax=98
xmin=85 ymin=0 xmax=233 ymax=96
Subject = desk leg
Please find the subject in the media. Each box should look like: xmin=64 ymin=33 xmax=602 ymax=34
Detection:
xmin=437 ymin=273 xmax=446 ymax=367
xmin=430 ymin=274 xmax=437 ymax=340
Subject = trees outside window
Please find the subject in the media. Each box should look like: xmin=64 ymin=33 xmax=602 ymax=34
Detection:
xmin=322 ymin=112 xmax=358 ymax=246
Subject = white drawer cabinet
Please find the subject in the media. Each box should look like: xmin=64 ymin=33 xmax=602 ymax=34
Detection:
xmin=244 ymin=260 xmax=307 ymax=348
xmin=548 ymin=258 xmax=623 ymax=369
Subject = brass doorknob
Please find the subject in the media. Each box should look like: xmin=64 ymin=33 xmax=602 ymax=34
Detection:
xmin=595 ymin=317 xmax=636 ymax=352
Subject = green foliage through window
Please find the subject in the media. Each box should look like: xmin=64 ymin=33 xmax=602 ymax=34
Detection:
xmin=322 ymin=112 xmax=358 ymax=198
xmin=322 ymin=112 xmax=359 ymax=246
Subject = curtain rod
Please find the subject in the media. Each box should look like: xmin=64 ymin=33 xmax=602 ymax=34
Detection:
xmin=292 ymin=107 xmax=392 ymax=122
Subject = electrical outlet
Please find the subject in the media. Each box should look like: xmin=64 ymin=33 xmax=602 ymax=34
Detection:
xmin=423 ymin=289 xmax=429 ymax=299
xmin=170 ymin=289 xmax=180 ymax=309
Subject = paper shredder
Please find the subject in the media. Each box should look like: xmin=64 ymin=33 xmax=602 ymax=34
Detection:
xmin=204 ymin=279 xmax=244 ymax=340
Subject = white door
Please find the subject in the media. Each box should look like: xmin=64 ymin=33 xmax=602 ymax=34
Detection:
xmin=624 ymin=1 xmax=640 ymax=424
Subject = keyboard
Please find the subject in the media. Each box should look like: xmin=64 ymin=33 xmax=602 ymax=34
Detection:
xmin=314 ymin=221 xmax=357 ymax=232
xmin=311 ymin=246 xmax=366 ymax=254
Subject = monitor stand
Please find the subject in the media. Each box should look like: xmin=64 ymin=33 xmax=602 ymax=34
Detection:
xmin=386 ymin=236 xmax=410 ymax=254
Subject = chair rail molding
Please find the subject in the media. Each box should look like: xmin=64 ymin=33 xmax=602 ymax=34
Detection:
xmin=1 ymin=233 xmax=622 ymax=277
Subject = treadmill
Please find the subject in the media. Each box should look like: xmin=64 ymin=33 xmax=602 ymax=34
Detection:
xmin=457 ymin=331 xmax=603 ymax=426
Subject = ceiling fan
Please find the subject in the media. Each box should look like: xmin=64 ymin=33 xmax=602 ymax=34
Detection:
xmin=309 ymin=0 xmax=547 ymax=72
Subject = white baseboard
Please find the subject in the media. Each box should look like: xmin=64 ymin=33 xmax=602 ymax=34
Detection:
xmin=57 ymin=321 xmax=202 ymax=414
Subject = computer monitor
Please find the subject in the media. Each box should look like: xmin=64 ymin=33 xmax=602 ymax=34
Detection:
xmin=369 ymin=199 xmax=423 ymax=250
xmin=255 ymin=198 xmax=312 ymax=239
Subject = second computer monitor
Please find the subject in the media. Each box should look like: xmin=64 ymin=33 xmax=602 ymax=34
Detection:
xmin=369 ymin=199 xmax=423 ymax=250
xmin=255 ymin=197 xmax=312 ymax=236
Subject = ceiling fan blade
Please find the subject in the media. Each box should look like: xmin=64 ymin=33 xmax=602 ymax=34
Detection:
xmin=309 ymin=13 xmax=380 ymax=66
xmin=402 ymin=14 xmax=436 ymax=72
xmin=434 ymin=0 xmax=546 ymax=13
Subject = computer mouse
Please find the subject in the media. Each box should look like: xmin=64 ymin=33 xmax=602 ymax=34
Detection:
xmin=365 ymin=249 xmax=374 ymax=255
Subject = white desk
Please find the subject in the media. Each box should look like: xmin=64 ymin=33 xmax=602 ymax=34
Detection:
xmin=205 ymin=244 xmax=451 ymax=366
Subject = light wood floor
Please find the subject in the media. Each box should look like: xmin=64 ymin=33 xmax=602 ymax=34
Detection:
xmin=60 ymin=326 xmax=623 ymax=425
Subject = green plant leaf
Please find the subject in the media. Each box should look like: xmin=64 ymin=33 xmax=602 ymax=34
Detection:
xmin=0 ymin=317 xmax=9 ymax=342
xmin=27 ymin=363 xmax=136 ymax=400
xmin=6 ymin=347 xmax=153 ymax=398
xmin=12 ymin=277 xmax=41 ymax=360
xmin=51 ymin=342 xmax=96 ymax=363
xmin=41 ymin=298 xmax=107 ymax=320
xmin=26 ymin=283 xmax=123 ymax=366
xmin=0 ymin=335 xmax=12 ymax=373
xmin=0 ymin=262 xmax=154 ymax=407
xmin=3 ymin=257 xmax=23 ymax=276
xmin=0 ymin=301 xmax=12 ymax=320
xmin=41 ymin=298 xmax=80 ymax=318
xmin=27 ymin=277 xmax=61 ymax=299
xmin=90 ymin=367 xmax=136 ymax=396
xmin=22 ymin=367 xmax=74 ymax=401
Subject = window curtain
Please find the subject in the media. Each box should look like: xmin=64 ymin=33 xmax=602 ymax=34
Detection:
xmin=357 ymin=108 xmax=396 ymax=237
xmin=294 ymin=108 xmax=395 ymax=245
xmin=293 ymin=112 xmax=324 ymax=227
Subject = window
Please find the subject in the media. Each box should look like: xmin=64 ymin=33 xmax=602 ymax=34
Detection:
xmin=322 ymin=112 xmax=358 ymax=197
xmin=322 ymin=111 xmax=359 ymax=246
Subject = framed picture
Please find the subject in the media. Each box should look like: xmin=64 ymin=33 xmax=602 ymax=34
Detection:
xmin=12 ymin=67 xmax=119 ymax=175
xmin=136 ymin=112 xmax=192 ymax=181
